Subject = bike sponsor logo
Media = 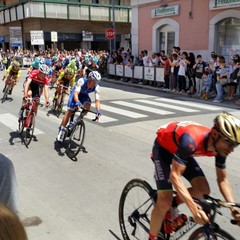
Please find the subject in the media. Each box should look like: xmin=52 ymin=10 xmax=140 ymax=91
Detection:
xmin=170 ymin=220 xmax=196 ymax=240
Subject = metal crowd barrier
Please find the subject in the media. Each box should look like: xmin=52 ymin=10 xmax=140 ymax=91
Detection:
xmin=107 ymin=63 xmax=165 ymax=83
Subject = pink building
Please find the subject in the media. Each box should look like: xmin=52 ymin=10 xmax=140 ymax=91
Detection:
xmin=131 ymin=0 xmax=240 ymax=60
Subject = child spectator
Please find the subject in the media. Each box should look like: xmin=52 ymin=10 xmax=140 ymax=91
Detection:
xmin=201 ymin=70 xmax=212 ymax=100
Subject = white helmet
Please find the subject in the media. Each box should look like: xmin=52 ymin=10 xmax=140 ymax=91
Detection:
xmin=39 ymin=64 xmax=50 ymax=75
xmin=89 ymin=71 xmax=101 ymax=83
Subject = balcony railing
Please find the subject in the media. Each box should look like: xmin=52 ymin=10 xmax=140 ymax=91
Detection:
xmin=0 ymin=0 xmax=131 ymax=24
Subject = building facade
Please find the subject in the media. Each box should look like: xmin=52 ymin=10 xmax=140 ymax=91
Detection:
xmin=131 ymin=0 xmax=240 ymax=60
xmin=0 ymin=0 xmax=131 ymax=51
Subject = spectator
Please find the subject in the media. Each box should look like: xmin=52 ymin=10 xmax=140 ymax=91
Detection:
xmin=186 ymin=52 xmax=196 ymax=95
xmin=159 ymin=54 xmax=171 ymax=90
xmin=193 ymin=54 xmax=207 ymax=97
xmin=201 ymin=70 xmax=212 ymax=100
xmin=0 ymin=204 xmax=28 ymax=240
xmin=0 ymin=154 xmax=18 ymax=214
xmin=169 ymin=53 xmax=178 ymax=92
xmin=226 ymin=56 xmax=240 ymax=100
xmin=213 ymin=56 xmax=229 ymax=103
xmin=177 ymin=51 xmax=188 ymax=93
xmin=148 ymin=53 xmax=158 ymax=67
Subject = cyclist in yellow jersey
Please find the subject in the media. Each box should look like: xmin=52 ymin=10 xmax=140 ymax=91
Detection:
xmin=52 ymin=68 xmax=75 ymax=108
xmin=66 ymin=59 xmax=77 ymax=74
xmin=2 ymin=61 xmax=21 ymax=95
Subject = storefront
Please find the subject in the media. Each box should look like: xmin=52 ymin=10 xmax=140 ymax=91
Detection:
xmin=131 ymin=0 xmax=240 ymax=60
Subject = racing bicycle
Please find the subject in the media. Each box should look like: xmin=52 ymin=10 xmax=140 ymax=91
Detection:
xmin=1 ymin=76 xmax=15 ymax=103
xmin=18 ymin=97 xmax=39 ymax=147
xmin=63 ymin=107 xmax=98 ymax=159
xmin=51 ymin=84 xmax=68 ymax=117
xmin=119 ymin=178 xmax=240 ymax=240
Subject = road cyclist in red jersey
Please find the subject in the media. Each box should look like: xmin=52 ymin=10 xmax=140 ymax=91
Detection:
xmin=18 ymin=64 xmax=50 ymax=124
xmin=148 ymin=112 xmax=240 ymax=240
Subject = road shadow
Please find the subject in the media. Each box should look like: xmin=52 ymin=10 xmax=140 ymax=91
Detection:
xmin=8 ymin=131 xmax=22 ymax=146
xmin=54 ymin=139 xmax=88 ymax=162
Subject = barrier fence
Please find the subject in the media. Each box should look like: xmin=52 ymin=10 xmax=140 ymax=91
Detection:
xmin=107 ymin=63 xmax=165 ymax=84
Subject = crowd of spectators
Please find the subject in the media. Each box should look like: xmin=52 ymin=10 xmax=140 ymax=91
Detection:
xmin=109 ymin=46 xmax=240 ymax=105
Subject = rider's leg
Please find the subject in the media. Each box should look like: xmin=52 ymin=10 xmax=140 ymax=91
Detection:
xmin=57 ymin=110 xmax=73 ymax=142
xmin=149 ymin=139 xmax=173 ymax=239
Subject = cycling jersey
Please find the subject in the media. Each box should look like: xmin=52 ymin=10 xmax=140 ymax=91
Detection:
xmin=152 ymin=121 xmax=226 ymax=191
xmin=6 ymin=66 xmax=21 ymax=77
xmin=58 ymin=71 xmax=75 ymax=87
xmin=67 ymin=77 xmax=100 ymax=110
xmin=28 ymin=69 xmax=49 ymax=86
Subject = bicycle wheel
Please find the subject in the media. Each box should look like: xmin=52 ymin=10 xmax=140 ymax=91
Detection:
xmin=188 ymin=226 xmax=236 ymax=240
xmin=119 ymin=179 xmax=156 ymax=240
xmin=66 ymin=120 xmax=85 ymax=158
xmin=1 ymin=85 xmax=9 ymax=103
xmin=23 ymin=112 xmax=35 ymax=147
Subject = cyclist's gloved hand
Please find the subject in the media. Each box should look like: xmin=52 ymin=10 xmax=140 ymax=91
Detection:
xmin=45 ymin=101 xmax=50 ymax=107
xmin=75 ymin=101 xmax=82 ymax=108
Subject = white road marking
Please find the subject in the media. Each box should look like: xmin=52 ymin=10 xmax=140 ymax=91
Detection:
xmin=111 ymin=101 xmax=174 ymax=115
xmin=135 ymin=99 xmax=199 ymax=112
xmin=155 ymin=98 xmax=222 ymax=110
xmin=0 ymin=113 xmax=44 ymax=135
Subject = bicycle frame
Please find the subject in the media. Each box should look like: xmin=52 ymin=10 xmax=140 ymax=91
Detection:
xmin=24 ymin=97 xmax=39 ymax=128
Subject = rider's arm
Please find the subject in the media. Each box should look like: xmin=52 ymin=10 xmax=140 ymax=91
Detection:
xmin=94 ymin=85 xmax=101 ymax=111
xmin=43 ymin=84 xmax=49 ymax=104
xmin=170 ymin=160 xmax=209 ymax=225
xmin=24 ymin=78 xmax=32 ymax=97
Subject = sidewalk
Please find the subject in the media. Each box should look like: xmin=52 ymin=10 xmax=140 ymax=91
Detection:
xmin=102 ymin=77 xmax=240 ymax=109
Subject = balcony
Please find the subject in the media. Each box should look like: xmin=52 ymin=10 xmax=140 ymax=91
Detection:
xmin=0 ymin=0 xmax=131 ymax=24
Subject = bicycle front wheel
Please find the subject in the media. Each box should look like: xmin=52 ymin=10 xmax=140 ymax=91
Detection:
xmin=119 ymin=179 xmax=156 ymax=240
xmin=66 ymin=121 xmax=85 ymax=158
xmin=2 ymin=85 xmax=9 ymax=103
xmin=23 ymin=112 xmax=35 ymax=148
xmin=189 ymin=226 xmax=236 ymax=240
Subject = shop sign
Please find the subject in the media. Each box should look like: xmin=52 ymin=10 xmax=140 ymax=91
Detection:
xmin=152 ymin=5 xmax=179 ymax=18
xmin=82 ymin=31 xmax=93 ymax=41
xmin=51 ymin=31 xmax=58 ymax=42
xmin=209 ymin=0 xmax=240 ymax=10
xmin=30 ymin=30 xmax=44 ymax=45
xmin=9 ymin=27 xmax=23 ymax=47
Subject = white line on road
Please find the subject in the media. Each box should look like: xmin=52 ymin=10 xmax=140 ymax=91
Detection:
xmin=155 ymin=98 xmax=222 ymax=110
xmin=111 ymin=101 xmax=174 ymax=115
xmin=100 ymin=104 xmax=148 ymax=119
xmin=135 ymin=99 xmax=200 ymax=112
xmin=0 ymin=113 xmax=44 ymax=135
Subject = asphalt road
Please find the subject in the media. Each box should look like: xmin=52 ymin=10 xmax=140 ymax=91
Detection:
xmin=0 ymin=70 xmax=240 ymax=240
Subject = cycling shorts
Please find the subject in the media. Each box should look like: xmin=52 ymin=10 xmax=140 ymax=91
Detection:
xmin=67 ymin=93 xmax=91 ymax=110
xmin=27 ymin=81 xmax=43 ymax=98
xmin=152 ymin=138 xmax=205 ymax=191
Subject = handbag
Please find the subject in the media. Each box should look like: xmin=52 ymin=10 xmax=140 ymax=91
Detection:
xmin=219 ymin=77 xmax=228 ymax=86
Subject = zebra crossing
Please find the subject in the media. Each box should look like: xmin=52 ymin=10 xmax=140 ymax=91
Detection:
xmin=72 ymin=97 xmax=226 ymax=127
xmin=0 ymin=97 xmax=230 ymax=133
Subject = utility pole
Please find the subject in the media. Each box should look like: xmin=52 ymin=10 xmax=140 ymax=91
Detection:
xmin=112 ymin=0 xmax=116 ymax=51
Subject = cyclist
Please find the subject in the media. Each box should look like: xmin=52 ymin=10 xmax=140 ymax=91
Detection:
xmin=2 ymin=61 xmax=21 ymax=95
xmin=52 ymin=68 xmax=75 ymax=110
xmin=57 ymin=71 xmax=102 ymax=142
xmin=148 ymin=112 xmax=240 ymax=240
xmin=18 ymin=64 xmax=50 ymax=122
xmin=66 ymin=59 xmax=78 ymax=74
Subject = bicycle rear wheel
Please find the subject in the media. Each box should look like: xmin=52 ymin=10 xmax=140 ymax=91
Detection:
xmin=66 ymin=121 xmax=85 ymax=158
xmin=23 ymin=112 xmax=35 ymax=147
xmin=119 ymin=179 xmax=156 ymax=240
xmin=189 ymin=226 xmax=235 ymax=240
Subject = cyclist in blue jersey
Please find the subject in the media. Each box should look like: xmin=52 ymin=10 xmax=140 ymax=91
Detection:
xmin=57 ymin=71 xmax=102 ymax=142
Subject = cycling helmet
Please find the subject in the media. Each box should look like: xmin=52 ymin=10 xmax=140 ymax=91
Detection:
xmin=214 ymin=112 xmax=240 ymax=144
xmin=32 ymin=59 xmax=40 ymax=69
xmin=45 ymin=58 xmax=52 ymax=66
xmin=64 ymin=68 xmax=74 ymax=75
xmin=53 ymin=56 xmax=57 ymax=61
xmin=89 ymin=71 xmax=101 ymax=83
xmin=39 ymin=64 xmax=50 ymax=75
xmin=11 ymin=61 xmax=20 ymax=67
